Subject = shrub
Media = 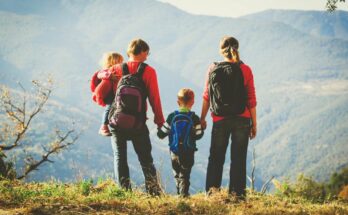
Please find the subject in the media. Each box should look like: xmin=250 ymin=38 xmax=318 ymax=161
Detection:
xmin=106 ymin=185 xmax=128 ymax=199
xmin=274 ymin=174 xmax=326 ymax=202
xmin=294 ymin=174 xmax=326 ymax=202
xmin=79 ymin=179 xmax=93 ymax=196
xmin=338 ymin=185 xmax=348 ymax=200
xmin=177 ymin=201 xmax=191 ymax=213
xmin=327 ymin=167 xmax=348 ymax=196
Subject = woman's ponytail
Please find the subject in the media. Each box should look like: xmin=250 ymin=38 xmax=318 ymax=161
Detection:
xmin=220 ymin=36 xmax=240 ymax=62
xmin=231 ymin=47 xmax=240 ymax=62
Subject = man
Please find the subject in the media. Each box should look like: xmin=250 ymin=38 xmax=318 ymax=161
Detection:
xmin=99 ymin=38 xmax=164 ymax=195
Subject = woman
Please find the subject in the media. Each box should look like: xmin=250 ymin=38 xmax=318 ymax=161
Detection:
xmin=200 ymin=36 xmax=257 ymax=198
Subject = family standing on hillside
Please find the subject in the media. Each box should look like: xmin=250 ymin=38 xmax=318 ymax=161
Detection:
xmin=90 ymin=36 xmax=257 ymax=199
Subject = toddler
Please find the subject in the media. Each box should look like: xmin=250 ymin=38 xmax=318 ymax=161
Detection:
xmin=91 ymin=52 xmax=123 ymax=136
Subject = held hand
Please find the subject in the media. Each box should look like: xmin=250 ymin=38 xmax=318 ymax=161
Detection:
xmin=156 ymin=127 xmax=163 ymax=139
xmin=201 ymin=119 xmax=207 ymax=130
xmin=249 ymin=125 xmax=257 ymax=140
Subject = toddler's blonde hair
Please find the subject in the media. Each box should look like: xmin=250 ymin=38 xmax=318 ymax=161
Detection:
xmin=177 ymin=88 xmax=195 ymax=105
xmin=99 ymin=52 xmax=123 ymax=69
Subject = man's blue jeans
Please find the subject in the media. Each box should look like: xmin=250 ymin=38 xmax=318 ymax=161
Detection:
xmin=206 ymin=116 xmax=251 ymax=197
xmin=110 ymin=126 xmax=161 ymax=196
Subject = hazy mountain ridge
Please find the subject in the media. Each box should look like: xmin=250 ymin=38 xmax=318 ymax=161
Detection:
xmin=0 ymin=0 xmax=347 ymax=192
xmin=243 ymin=9 xmax=348 ymax=41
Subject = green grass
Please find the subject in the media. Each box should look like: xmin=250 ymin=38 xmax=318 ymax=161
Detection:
xmin=0 ymin=179 xmax=347 ymax=215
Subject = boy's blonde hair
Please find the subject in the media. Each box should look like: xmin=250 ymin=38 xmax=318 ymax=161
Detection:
xmin=177 ymin=88 xmax=195 ymax=105
xmin=100 ymin=52 xmax=123 ymax=69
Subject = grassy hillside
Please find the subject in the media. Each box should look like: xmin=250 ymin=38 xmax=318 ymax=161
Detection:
xmin=2 ymin=166 xmax=348 ymax=214
xmin=1 ymin=0 xmax=348 ymax=192
xmin=0 ymin=179 xmax=347 ymax=215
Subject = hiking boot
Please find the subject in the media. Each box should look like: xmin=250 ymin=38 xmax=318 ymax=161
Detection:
xmin=99 ymin=124 xmax=111 ymax=136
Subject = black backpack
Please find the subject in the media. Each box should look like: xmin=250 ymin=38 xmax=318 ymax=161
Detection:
xmin=209 ymin=61 xmax=247 ymax=116
xmin=108 ymin=63 xmax=147 ymax=131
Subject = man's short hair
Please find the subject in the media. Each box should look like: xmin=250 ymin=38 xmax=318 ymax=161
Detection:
xmin=127 ymin=39 xmax=150 ymax=56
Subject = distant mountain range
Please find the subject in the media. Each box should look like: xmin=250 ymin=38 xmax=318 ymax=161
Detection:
xmin=0 ymin=0 xmax=347 ymax=193
xmin=243 ymin=10 xmax=348 ymax=41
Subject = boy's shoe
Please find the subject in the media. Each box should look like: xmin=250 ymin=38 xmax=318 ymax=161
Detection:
xmin=99 ymin=124 xmax=111 ymax=136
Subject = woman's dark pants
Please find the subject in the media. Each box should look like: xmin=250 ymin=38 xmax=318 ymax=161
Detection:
xmin=206 ymin=116 xmax=250 ymax=197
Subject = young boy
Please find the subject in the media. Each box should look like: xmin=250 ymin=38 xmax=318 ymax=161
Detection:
xmin=157 ymin=88 xmax=204 ymax=197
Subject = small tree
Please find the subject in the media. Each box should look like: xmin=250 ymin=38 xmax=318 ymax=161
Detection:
xmin=326 ymin=0 xmax=346 ymax=11
xmin=247 ymin=148 xmax=274 ymax=194
xmin=0 ymin=78 xmax=79 ymax=180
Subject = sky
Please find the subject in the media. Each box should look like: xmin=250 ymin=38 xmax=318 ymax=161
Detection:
xmin=158 ymin=0 xmax=348 ymax=17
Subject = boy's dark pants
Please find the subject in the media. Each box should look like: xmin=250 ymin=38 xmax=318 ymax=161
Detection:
xmin=110 ymin=126 xmax=161 ymax=196
xmin=206 ymin=116 xmax=250 ymax=197
xmin=170 ymin=147 xmax=194 ymax=197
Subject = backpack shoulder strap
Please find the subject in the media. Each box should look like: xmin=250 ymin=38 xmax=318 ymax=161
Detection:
xmin=136 ymin=62 xmax=148 ymax=76
xmin=171 ymin=110 xmax=191 ymax=124
xmin=212 ymin=62 xmax=222 ymax=70
xmin=187 ymin=112 xmax=194 ymax=126
xmin=172 ymin=111 xmax=194 ymax=124
xmin=122 ymin=63 xmax=129 ymax=76
xmin=171 ymin=110 xmax=180 ymax=124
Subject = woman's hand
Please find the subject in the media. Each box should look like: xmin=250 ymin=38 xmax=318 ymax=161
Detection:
xmin=200 ymin=99 xmax=210 ymax=130
xmin=250 ymin=124 xmax=257 ymax=140
xmin=249 ymin=107 xmax=257 ymax=140
xmin=201 ymin=119 xmax=207 ymax=130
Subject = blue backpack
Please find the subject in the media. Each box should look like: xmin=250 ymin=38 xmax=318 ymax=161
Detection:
xmin=169 ymin=111 xmax=194 ymax=154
